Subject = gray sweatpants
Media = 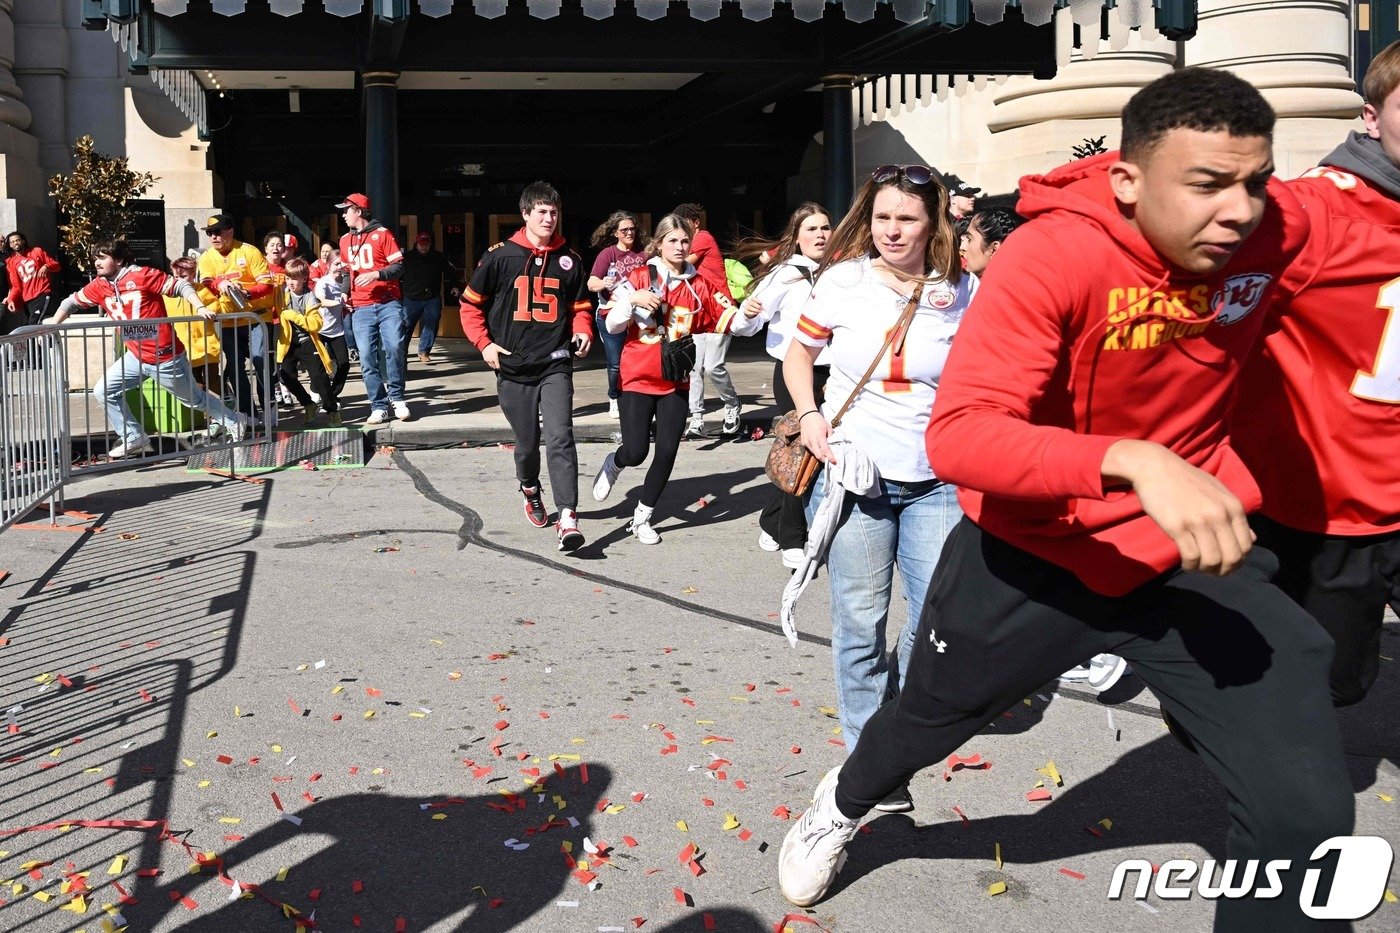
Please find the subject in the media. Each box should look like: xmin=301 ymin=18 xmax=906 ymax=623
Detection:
xmin=688 ymin=333 xmax=738 ymax=417
xmin=497 ymin=370 xmax=579 ymax=511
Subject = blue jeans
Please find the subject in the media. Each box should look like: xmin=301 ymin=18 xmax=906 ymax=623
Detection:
xmin=98 ymin=351 xmax=245 ymax=444
xmin=350 ymin=300 xmax=407 ymax=411
xmin=595 ymin=308 xmax=625 ymax=400
xmin=402 ymin=296 xmax=442 ymax=357
xmin=807 ymin=471 xmax=963 ymax=749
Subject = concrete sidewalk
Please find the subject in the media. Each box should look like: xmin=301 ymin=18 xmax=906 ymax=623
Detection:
xmin=338 ymin=334 xmax=782 ymax=445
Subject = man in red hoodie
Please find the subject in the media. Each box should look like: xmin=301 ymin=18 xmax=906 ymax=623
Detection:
xmin=779 ymin=69 xmax=1355 ymax=929
xmin=5 ymin=231 xmax=61 ymax=326
xmin=1232 ymin=42 xmax=1400 ymax=710
xmin=460 ymin=181 xmax=592 ymax=550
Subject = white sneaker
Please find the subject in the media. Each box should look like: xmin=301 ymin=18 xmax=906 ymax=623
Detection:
xmin=722 ymin=404 xmax=741 ymax=434
xmin=392 ymin=401 xmax=411 ymax=421
xmin=758 ymin=531 xmax=781 ymax=552
xmin=781 ymin=547 xmax=805 ymax=570
xmin=628 ymin=504 xmax=660 ymax=545
xmin=228 ymin=417 xmax=250 ymax=442
xmin=1059 ymin=664 xmax=1091 ymax=683
xmin=556 ymin=508 xmax=584 ymax=552
xmin=778 ymin=766 xmax=859 ymax=907
xmin=1087 ymin=653 xmax=1130 ymax=693
xmin=365 ymin=409 xmax=391 ymax=426
xmin=607 ymin=398 xmax=620 ymax=420
xmin=309 ymin=390 xmax=321 ymax=404
xmin=107 ymin=438 xmax=152 ymax=459
xmin=592 ymin=452 xmax=623 ymax=502
xmin=684 ymin=418 xmax=707 ymax=438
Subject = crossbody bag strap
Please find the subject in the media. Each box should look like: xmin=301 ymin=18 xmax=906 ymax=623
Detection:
xmin=828 ymin=281 xmax=924 ymax=430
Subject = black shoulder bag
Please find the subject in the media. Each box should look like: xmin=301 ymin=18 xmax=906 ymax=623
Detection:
xmin=648 ymin=265 xmax=697 ymax=383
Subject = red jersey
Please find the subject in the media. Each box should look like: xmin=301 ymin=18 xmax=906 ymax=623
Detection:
xmin=73 ymin=266 xmax=187 ymax=364
xmin=339 ymin=222 xmax=403 ymax=306
xmin=689 ymin=229 xmax=732 ymax=301
xmin=615 ymin=261 xmax=740 ymax=395
xmin=6 ymin=247 xmax=60 ymax=303
xmin=1233 ymin=166 xmax=1400 ymax=535
xmin=925 ymin=153 xmax=1309 ymax=596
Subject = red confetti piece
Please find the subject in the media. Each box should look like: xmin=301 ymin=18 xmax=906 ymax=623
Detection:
xmin=308 ymin=888 xmax=322 ymax=901
xmin=1060 ymin=868 xmax=1086 ymax=880
xmin=1026 ymin=788 xmax=1052 ymax=802
xmin=673 ymin=887 xmax=690 ymax=906
xmin=308 ymin=773 xmax=322 ymax=782
xmin=1085 ymin=825 xmax=1104 ymax=838
xmin=139 ymin=689 xmax=153 ymax=702
xmin=365 ymin=687 xmax=382 ymax=697
xmin=738 ymin=828 xmax=754 ymax=842
xmin=744 ymin=684 xmax=756 ymax=692
xmin=331 ymin=714 xmax=342 ymax=722
xmin=790 ymin=746 xmax=801 ymax=754
xmin=572 ymin=869 xmax=597 ymax=885
xmin=688 ymin=859 xmax=705 ymax=877
xmin=489 ymin=898 xmax=504 ymax=908
xmin=679 ymin=843 xmax=698 ymax=864
xmin=735 ymin=780 xmax=748 ymax=790
xmin=180 ymin=895 xmax=198 ymax=910
xmin=704 ymin=913 xmax=717 ymax=930
xmin=222 ymin=834 xmax=244 ymax=842
xmin=680 ymin=697 xmax=696 ymax=707
xmin=622 ymin=835 xmax=638 ymax=847
xmin=538 ymin=711 xmax=549 ymax=720
xmin=772 ymin=805 xmax=791 ymax=820
xmin=271 ymin=793 xmax=284 ymax=811
xmin=287 ymin=698 xmax=301 ymax=714
xmin=215 ymin=754 xmax=233 ymax=765
xmin=634 ymin=919 xmax=647 ymax=930
xmin=137 ymin=868 xmax=161 ymax=877
xmin=494 ymin=720 xmax=509 ymax=731
xmin=396 ymin=918 xmax=408 ymax=932
xmin=772 ymin=914 xmax=827 ymax=932
xmin=631 ymin=792 xmax=646 ymax=802
xmin=951 ymin=806 xmax=970 ymax=828
xmin=701 ymin=798 xmax=714 ymax=808
xmin=580 ymin=763 xmax=589 ymax=784
xmin=302 ymin=792 xmax=316 ymax=803
xmin=827 ymin=738 xmax=847 ymax=747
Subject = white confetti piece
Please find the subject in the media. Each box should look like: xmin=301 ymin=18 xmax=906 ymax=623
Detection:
xmin=567 ymin=816 xmax=580 ymax=828
xmin=314 ymin=660 xmax=326 ymax=669
xmin=280 ymin=813 xmax=303 ymax=826
xmin=1136 ymin=900 xmax=1159 ymax=915
xmin=228 ymin=881 xmax=242 ymax=901
xmin=583 ymin=836 xmax=599 ymax=854
xmin=556 ymin=900 xmax=579 ymax=907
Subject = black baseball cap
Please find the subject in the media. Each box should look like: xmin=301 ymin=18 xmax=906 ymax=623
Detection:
xmin=941 ymin=174 xmax=982 ymax=198
xmin=204 ymin=213 xmax=235 ymax=233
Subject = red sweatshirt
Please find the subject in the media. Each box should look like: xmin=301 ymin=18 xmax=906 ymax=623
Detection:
xmin=7 ymin=247 xmax=60 ymax=304
xmin=925 ymin=153 xmax=1310 ymax=596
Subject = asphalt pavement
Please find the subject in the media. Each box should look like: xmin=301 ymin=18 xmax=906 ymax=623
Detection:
xmin=1 ymin=344 xmax=1398 ymax=933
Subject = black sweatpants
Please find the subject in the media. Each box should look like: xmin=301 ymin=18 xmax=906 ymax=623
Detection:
xmin=497 ymin=370 xmax=578 ymax=512
xmin=837 ymin=518 xmax=1352 ymax=932
xmin=615 ymin=389 xmax=688 ymax=509
xmin=758 ymin=360 xmax=828 ymax=549
xmin=324 ymin=334 xmax=350 ymax=401
xmin=1254 ymin=513 xmax=1400 ymax=707
xmin=278 ymin=339 xmax=337 ymax=413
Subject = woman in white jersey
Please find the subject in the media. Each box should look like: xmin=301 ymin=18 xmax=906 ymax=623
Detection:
xmin=731 ymin=203 xmax=831 ymax=568
xmin=784 ymin=166 xmax=976 ymax=813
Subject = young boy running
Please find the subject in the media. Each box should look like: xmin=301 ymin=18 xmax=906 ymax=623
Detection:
xmin=1232 ymin=41 xmax=1400 ymax=709
xmin=778 ymin=68 xmax=1354 ymax=932
xmin=460 ymin=181 xmax=592 ymax=550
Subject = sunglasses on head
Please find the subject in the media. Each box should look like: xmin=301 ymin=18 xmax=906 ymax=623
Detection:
xmin=871 ymin=164 xmax=935 ymax=186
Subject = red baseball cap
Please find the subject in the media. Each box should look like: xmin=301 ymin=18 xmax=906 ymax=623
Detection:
xmin=335 ymin=193 xmax=370 ymax=211
xmin=416 ymin=232 xmax=431 ymax=245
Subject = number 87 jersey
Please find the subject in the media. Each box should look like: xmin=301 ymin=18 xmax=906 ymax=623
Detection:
xmin=1233 ymin=165 xmax=1400 ymax=535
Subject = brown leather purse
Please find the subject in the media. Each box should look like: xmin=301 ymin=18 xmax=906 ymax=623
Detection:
xmin=765 ymin=283 xmax=924 ymax=496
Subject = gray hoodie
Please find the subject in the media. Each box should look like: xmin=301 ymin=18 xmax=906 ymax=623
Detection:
xmin=1321 ymin=131 xmax=1400 ymax=199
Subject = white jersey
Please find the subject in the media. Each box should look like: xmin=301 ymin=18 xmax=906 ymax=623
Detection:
xmin=733 ymin=254 xmax=829 ymax=366
xmin=792 ymin=256 xmax=978 ymax=482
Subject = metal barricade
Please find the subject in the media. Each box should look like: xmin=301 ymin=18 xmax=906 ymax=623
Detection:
xmin=53 ymin=310 xmax=275 ymax=478
xmin=1 ymin=326 xmax=68 ymax=530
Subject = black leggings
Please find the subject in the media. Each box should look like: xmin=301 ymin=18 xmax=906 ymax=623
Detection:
xmin=759 ymin=359 xmax=828 ymax=548
xmin=615 ymin=389 xmax=688 ymax=508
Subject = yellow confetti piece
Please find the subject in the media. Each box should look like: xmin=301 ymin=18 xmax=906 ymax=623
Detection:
xmin=197 ymin=780 xmax=211 ymax=789
xmin=271 ymin=744 xmax=282 ymax=754
xmin=1385 ymin=889 xmax=1397 ymax=903
xmin=10 ymin=882 xmax=24 ymax=896
xmin=107 ymin=856 xmax=126 ymax=876
xmin=676 ymin=820 xmax=689 ymax=832
xmin=331 ymin=686 xmax=344 ymax=695
xmin=34 ymin=673 xmax=52 ymax=684
xmin=577 ymin=860 xmax=589 ymax=871
xmin=233 ymin=706 xmax=241 ymax=717
xmin=605 ymin=804 xmax=626 ymax=815
xmin=995 ymin=842 xmax=1002 ymax=870
xmin=409 ymin=712 xmax=426 ymax=718
xmin=49 ymin=747 xmax=62 ymax=757
xmin=1378 ymin=794 xmax=1393 ymax=803
xmin=561 ymin=841 xmax=574 ymax=853
xmin=182 ymin=759 xmax=195 ymax=768
xmin=570 ymin=738 xmax=586 ymax=745
xmin=1023 ymin=698 xmax=1033 ymax=706
xmin=987 ymin=881 xmax=1007 ymax=897
xmin=206 ymin=731 xmax=217 ymax=739
xmin=84 ymin=767 xmax=103 ymax=774
xmin=1098 ymin=818 xmax=1113 ymax=831
xmin=276 ymin=867 xmax=289 ymax=882
xmin=371 ymin=768 xmax=385 ymax=775
xmin=696 ymin=720 xmax=714 ymax=725
xmin=548 ymin=754 xmax=581 ymax=762
xmin=1037 ymin=761 xmax=1063 ymax=787
xmin=296 ymin=664 xmax=308 ymax=672
xmin=430 ymin=639 xmax=445 ymax=646
xmin=472 ymin=886 xmax=488 ymax=896
xmin=363 ymin=710 xmax=375 ymax=719
xmin=218 ymin=817 xmax=241 ymax=825
xmin=431 ymin=813 xmax=447 ymax=821
xmin=33 ymin=891 xmax=52 ymax=902
xmin=729 ymin=696 xmax=750 ymax=703
xmin=818 ymin=706 xmax=838 ymax=716
xmin=62 ymin=894 xmax=88 ymax=913
xmin=722 ymin=814 xmax=741 ymax=831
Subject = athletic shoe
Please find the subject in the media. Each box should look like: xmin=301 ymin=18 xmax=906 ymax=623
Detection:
xmin=365 ymin=409 xmax=391 ymax=426
xmin=607 ymin=398 xmax=620 ymax=420
xmin=348 ymin=349 xmax=360 ymax=363
xmin=722 ymin=404 xmax=741 ymax=434
xmin=872 ymin=783 xmax=914 ymax=813
xmin=557 ymin=508 xmax=584 ymax=551
xmin=781 ymin=547 xmax=805 ymax=570
xmin=229 ymin=417 xmax=250 ymax=442
xmin=303 ymin=404 xmax=319 ymax=426
xmin=328 ymin=412 xmax=343 ymax=427
xmin=309 ymin=390 xmax=321 ymax=404
xmin=1087 ymin=653 xmax=1129 ymax=693
xmin=592 ymin=452 xmax=623 ymax=502
xmin=1059 ymin=663 xmax=1092 ymax=683
xmin=392 ymin=401 xmax=412 ymax=421
xmin=758 ymin=530 xmax=781 ymax=552
xmin=107 ymin=438 xmax=152 ymax=459
xmin=628 ymin=504 xmax=660 ymax=545
xmin=521 ymin=485 xmax=549 ymax=527
xmin=778 ymin=766 xmax=859 ymax=907
xmin=684 ymin=417 xmax=708 ymax=439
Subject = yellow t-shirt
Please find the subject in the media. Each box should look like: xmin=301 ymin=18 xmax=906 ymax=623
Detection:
xmin=196 ymin=241 xmax=276 ymax=320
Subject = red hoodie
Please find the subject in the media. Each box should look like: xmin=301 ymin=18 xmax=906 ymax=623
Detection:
xmin=925 ymin=153 xmax=1310 ymax=596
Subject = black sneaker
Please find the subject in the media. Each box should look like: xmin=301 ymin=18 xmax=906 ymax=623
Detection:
xmin=521 ymin=484 xmax=549 ymax=528
xmin=872 ymin=783 xmax=914 ymax=813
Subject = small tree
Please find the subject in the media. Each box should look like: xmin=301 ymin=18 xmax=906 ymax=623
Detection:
xmin=47 ymin=135 xmax=158 ymax=275
xmin=1071 ymin=136 xmax=1109 ymax=160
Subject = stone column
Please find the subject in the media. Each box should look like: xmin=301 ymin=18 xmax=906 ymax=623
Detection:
xmin=823 ymin=74 xmax=856 ymax=219
xmin=363 ymin=70 xmax=400 ymax=234
xmin=0 ymin=0 xmax=45 ymax=238
xmin=1185 ymin=0 xmax=1362 ymax=175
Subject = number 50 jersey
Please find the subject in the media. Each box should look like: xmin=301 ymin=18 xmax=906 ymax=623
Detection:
xmin=1234 ymin=162 xmax=1400 ymax=535
xmin=459 ymin=229 xmax=591 ymax=382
